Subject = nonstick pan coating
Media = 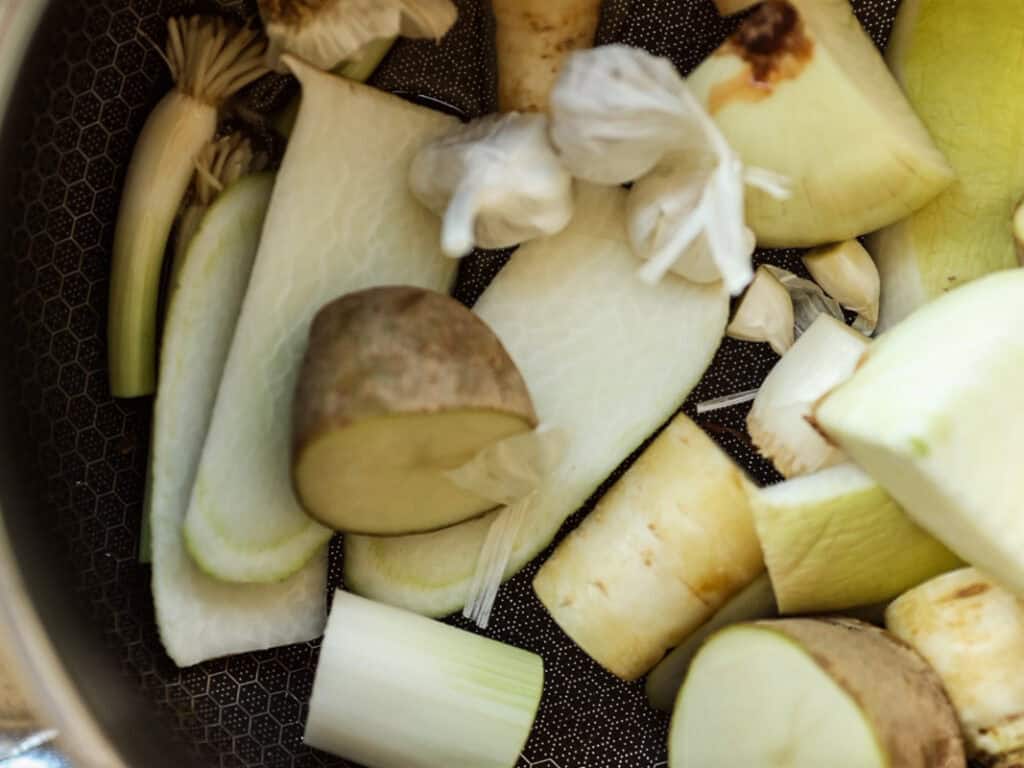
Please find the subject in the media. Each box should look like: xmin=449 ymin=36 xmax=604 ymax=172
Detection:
xmin=0 ymin=1 xmax=908 ymax=766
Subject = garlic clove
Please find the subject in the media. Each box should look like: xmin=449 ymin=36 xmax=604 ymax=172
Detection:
xmin=761 ymin=265 xmax=847 ymax=338
xmin=747 ymin=314 xmax=869 ymax=478
xmin=726 ymin=266 xmax=794 ymax=356
xmin=803 ymin=240 xmax=880 ymax=334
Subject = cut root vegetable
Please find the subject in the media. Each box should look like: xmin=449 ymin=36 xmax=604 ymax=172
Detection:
xmin=344 ymin=183 xmax=729 ymax=617
xmin=533 ymin=413 xmax=763 ymax=681
xmin=151 ymin=173 xmax=327 ymax=667
xmin=871 ymin=0 xmax=1024 ymax=329
xmin=645 ymin=572 xmax=776 ymax=712
xmin=184 ymin=57 xmax=458 ymax=584
xmin=291 ymin=286 xmax=536 ymax=536
xmin=671 ymin=619 xmax=966 ymax=768
xmin=803 ymin=240 xmax=879 ymax=334
xmin=887 ymin=568 xmax=1024 ymax=764
xmin=304 ymin=591 xmax=543 ymax=768
xmin=726 ymin=265 xmax=794 ymax=355
xmin=815 ymin=270 xmax=1024 ymax=595
xmin=492 ymin=0 xmax=600 ymax=112
xmin=750 ymin=463 xmax=960 ymax=615
xmin=686 ymin=0 xmax=953 ymax=248
xmin=747 ymin=313 xmax=868 ymax=478
xmin=108 ymin=16 xmax=268 ymax=398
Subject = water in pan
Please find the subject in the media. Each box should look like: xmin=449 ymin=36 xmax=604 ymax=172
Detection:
xmin=2 ymin=0 xmax=902 ymax=766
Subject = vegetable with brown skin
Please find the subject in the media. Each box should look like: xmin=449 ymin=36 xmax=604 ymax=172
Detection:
xmin=292 ymin=286 xmax=537 ymax=537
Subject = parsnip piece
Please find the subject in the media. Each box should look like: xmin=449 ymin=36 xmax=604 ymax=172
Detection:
xmin=751 ymin=463 xmax=960 ymax=615
xmin=344 ymin=183 xmax=729 ymax=616
xmin=687 ymin=0 xmax=953 ymax=248
xmin=184 ymin=58 xmax=458 ymax=583
xmin=816 ymin=270 xmax=1024 ymax=595
xmin=671 ymin=619 xmax=966 ymax=768
xmin=888 ymin=568 xmax=1024 ymax=764
xmin=533 ymin=413 xmax=763 ymax=680
xmin=872 ymin=0 xmax=1024 ymax=329
xmin=292 ymin=287 xmax=536 ymax=536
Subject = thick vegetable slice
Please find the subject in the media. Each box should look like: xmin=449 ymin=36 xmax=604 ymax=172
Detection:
xmin=872 ymin=0 xmax=1024 ymax=329
xmin=751 ymin=463 xmax=960 ymax=615
xmin=345 ymin=183 xmax=729 ymax=616
xmin=151 ymin=174 xmax=326 ymax=666
xmin=184 ymin=57 xmax=458 ymax=583
xmin=645 ymin=572 xmax=777 ymax=712
xmin=533 ymin=413 xmax=763 ymax=681
xmin=671 ymin=619 xmax=966 ymax=768
xmin=304 ymin=591 xmax=543 ymax=768
xmin=887 ymin=568 xmax=1024 ymax=765
xmin=686 ymin=0 xmax=953 ymax=248
xmin=816 ymin=270 xmax=1024 ymax=595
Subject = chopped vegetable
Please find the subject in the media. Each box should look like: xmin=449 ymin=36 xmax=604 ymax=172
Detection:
xmin=871 ymin=0 xmax=1024 ymax=329
xmin=344 ymin=183 xmax=729 ymax=617
xmin=260 ymin=0 xmax=456 ymax=71
xmin=750 ymin=463 xmax=960 ymax=615
xmin=151 ymin=173 xmax=327 ymax=667
xmin=888 ymin=568 xmax=1024 ymax=766
xmin=304 ymin=591 xmax=543 ymax=768
xmin=645 ymin=573 xmax=777 ymax=712
xmin=670 ymin=619 xmax=966 ymax=768
xmin=816 ymin=269 xmax=1024 ymax=595
xmin=183 ymin=57 xmax=458 ymax=584
xmin=492 ymin=0 xmax=599 ymax=112
xmin=109 ymin=16 xmax=268 ymax=397
xmin=686 ymin=0 xmax=953 ymax=248
xmin=803 ymin=240 xmax=880 ymax=334
xmin=409 ymin=112 xmax=573 ymax=257
xmin=747 ymin=314 xmax=868 ymax=478
xmin=291 ymin=286 xmax=536 ymax=536
xmin=726 ymin=266 xmax=794 ymax=355
xmin=534 ymin=413 xmax=763 ymax=681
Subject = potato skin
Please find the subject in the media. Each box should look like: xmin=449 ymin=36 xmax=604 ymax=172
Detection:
xmin=292 ymin=285 xmax=537 ymax=459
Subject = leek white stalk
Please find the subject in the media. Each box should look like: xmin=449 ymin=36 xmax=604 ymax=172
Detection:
xmin=108 ymin=17 xmax=268 ymax=397
xmin=726 ymin=265 xmax=794 ymax=355
xmin=803 ymin=240 xmax=880 ymax=334
xmin=304 ymin=590 xmax=544 ymax=768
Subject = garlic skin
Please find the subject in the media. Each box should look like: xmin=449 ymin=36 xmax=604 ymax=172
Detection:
xmin=549 ymin=45 xmax=694 ymax=186
xmin=726 ymin=266 xmax=794 ymax=356
xmin=260 ymin=0 xmax=457 ymax=71
xmin=409 ymin=112 xmax=574 ymax=257
xmin=803 ymin=240 xmax=880 ymax=333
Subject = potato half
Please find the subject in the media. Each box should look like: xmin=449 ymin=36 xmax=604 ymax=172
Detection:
xmin=292 ymin=286 xmax=537 ymax=536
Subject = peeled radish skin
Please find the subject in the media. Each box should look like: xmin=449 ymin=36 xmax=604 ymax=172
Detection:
xmin=671 ymin=619 xmax=966 ymax=768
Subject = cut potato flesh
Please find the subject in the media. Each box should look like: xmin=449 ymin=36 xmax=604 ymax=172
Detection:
xmin=872 ymin=0 xmax=1024 ymax=329
xmin=671 ymin=619 xmax=966 ymax=768
xmin=752 ymin=463 xmax=961 ymax=614
xmin=816 ymin=270 xmax=1024 ymax=595
xmin=687 ymin=0 xmax=952 ymax=248
xmin=295 ymin=411 xmax=527 ymax=535
xmin=150 ymin=175 xmax=327 ymax=667
xmin=344 ymin=183 xmax=729 ymax=616
xmin=533 ymin=413 xmax=763 ymax=681
xmin=183 ymin=58 xmax=458 ymax=583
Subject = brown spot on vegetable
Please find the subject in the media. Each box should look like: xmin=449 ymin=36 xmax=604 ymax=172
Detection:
xmin=641 ymin=549 xmax=655 ymax=567
xmin=950 ymin=582 xmax=990 ymax=599
xmin=709 ymin=0 xmax=814 ymax=114
xmin=592 ymin=579 xmax=609 ymax=596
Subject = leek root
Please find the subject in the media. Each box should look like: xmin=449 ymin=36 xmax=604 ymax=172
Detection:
xmin=108 ymin=16 xmax=267 ymax=397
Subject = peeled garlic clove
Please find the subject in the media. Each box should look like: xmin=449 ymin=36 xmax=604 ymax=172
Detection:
xmin=803 ymin=240 xmax=880 ymax=333
xmin=409 ymin=112 xmax=574 ymax=257
xmin=548 ymin=45 xmax=694 ymax=185
xmin=260 ymin=0 xmax=457 ymax=71
xmin=726 ymin=266 xmax=794 ymax=356
xmin=747 ymin=314 xmax=869 ymax=478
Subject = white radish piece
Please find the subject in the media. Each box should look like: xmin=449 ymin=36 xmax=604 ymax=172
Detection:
xmin=533 ymin=413 xmax=764 ymax=680
xmin=151 ymin=174 xmax=327 ymax=667
xmin=751 ymin=463 xmax=960 ymax=615
xmin=184 ymin=58 xmax=458 ymax=584
xmin=304 ymin=591 xmax=543 ymax=768
xmin=671 ymin=619 xmax=966 ymax=768
xmin=344 ymin=183 xmax=729 ymax=616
